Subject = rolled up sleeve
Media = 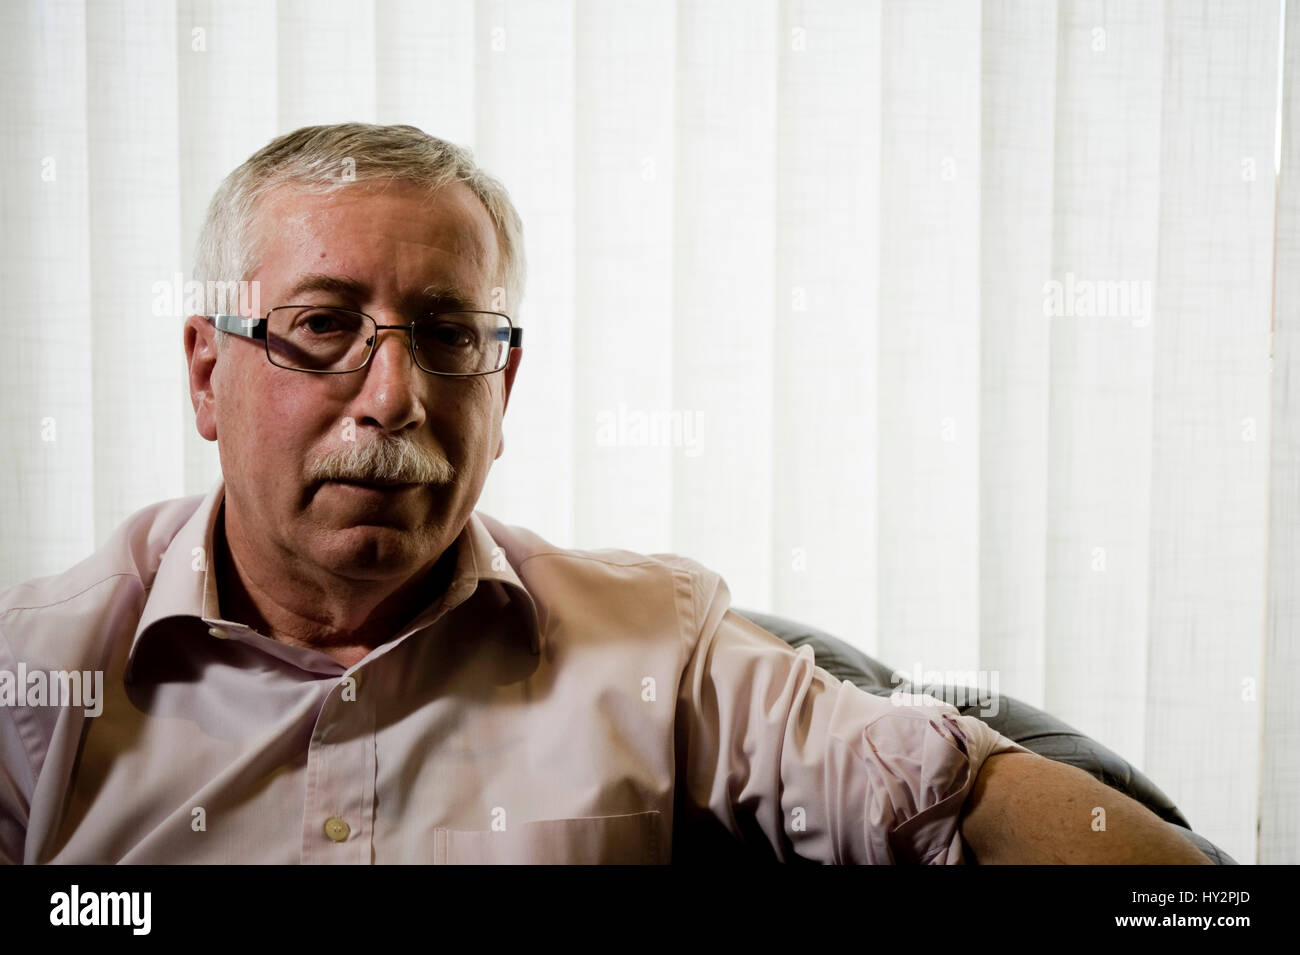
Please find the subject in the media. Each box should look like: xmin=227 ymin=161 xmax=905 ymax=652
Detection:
xmin=674 ymin=566 xmax=1031 ymax=864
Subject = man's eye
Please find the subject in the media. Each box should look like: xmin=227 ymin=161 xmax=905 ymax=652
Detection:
xmin=298 ymin=311 xmax=347 ymax=335
xmin=428 ymin=322 xmax=474 ymax=347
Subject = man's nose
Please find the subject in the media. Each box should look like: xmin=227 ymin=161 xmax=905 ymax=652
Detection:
xmin=354 ymin=326 xmax=427 ymax=431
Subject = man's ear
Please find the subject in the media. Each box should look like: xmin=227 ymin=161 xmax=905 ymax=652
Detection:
xmin=184 ymin=314 xmax=219 ymax=442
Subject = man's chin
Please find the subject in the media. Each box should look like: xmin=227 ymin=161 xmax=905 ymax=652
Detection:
xmin=312 ymin=530 xmax=433 ymax=580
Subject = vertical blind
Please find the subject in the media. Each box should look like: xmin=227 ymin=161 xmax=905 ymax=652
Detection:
xmin=0 ymin=0 xmax=1294 ymax=865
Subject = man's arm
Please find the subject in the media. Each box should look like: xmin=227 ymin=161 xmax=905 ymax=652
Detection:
xmin=958 ymin=752 xmax=1212 ymax=864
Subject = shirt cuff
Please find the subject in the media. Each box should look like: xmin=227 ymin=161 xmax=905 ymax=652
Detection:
xmin=880 ymin=702 xmax=1034 ymax=864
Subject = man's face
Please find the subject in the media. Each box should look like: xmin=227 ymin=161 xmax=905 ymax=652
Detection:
xmin=185 ymin=179 xmax=520 ymax=585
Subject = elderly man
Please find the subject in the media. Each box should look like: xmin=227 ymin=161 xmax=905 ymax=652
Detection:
xmin=0 ymin=123 xmax=1208 ymax=865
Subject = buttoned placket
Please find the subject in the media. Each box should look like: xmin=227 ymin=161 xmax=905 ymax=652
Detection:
xmin=192 ymin=538 xmax=491 ymax=864
xmin=301 ymin=664 xmax=377 ymax=864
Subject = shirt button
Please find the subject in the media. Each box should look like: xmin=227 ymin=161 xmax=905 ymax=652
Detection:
xmin=208 ymin=626 xmax=229 ymax=639
xmin=323 ymin=817 xmax=350 ymax=842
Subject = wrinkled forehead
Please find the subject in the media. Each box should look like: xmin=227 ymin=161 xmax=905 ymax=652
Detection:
xmin=247 ymin=179 xmax=500 ymax=305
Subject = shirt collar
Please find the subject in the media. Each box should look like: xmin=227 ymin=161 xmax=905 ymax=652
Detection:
xmin=127 ymin=477 xmax=543 ymax=679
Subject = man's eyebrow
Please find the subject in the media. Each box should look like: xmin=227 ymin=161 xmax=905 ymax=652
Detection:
xmin=281 ymin=274 xmax=479 ymax=312
xmin=413 ymin=284 xmax=479 ymax=312
xmin=283 ymin=274 xmax=368 ymax=301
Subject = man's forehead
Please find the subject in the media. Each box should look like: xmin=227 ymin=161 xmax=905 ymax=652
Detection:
xmin=251 ymin=180 xmax=499 ymax=300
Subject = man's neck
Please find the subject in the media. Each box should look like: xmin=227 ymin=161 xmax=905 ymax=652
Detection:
xmin=214 ymin=499 xmax=460 ymax=668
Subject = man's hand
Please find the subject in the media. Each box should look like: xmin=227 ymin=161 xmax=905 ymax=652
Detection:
xmin=958 ymin=752 xmax=1213 ymax=864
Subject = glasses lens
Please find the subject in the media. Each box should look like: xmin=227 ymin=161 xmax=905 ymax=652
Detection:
xmin=413 ymin=312 xmax=511 ymax=375
xmin=267 ymin=307 xmax=371 ymax=372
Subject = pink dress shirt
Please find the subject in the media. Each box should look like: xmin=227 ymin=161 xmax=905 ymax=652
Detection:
xmin=0 ymin=478 xmax=1029 ymax=864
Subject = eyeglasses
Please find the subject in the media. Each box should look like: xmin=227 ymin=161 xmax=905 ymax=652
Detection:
xmin=206 ymin=306 xmax=523 ymax=377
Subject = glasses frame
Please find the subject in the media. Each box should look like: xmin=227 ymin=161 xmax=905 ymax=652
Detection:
xmin=206 ymin=306 xmax=523 ymax=377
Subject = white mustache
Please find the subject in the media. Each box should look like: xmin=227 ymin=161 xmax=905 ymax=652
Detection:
xmin=310 ymin=437 xmax=456 ymax=485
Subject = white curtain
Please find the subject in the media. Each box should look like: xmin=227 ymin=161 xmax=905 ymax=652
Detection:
xmin=0 ymin=0 xmax=1294 ymax=865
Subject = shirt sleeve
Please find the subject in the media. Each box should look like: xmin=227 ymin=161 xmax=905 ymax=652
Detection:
xmin=673 ymin=565 xmax=1032 ymax=864
xmin=0 ymin=624 xmax=34 ymax=865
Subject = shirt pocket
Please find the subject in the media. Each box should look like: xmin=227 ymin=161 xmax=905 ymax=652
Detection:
xmin=434 ymin=810 xmax=663 ymax=864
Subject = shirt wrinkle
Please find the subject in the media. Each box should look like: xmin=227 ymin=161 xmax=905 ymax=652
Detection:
xmin=0 ymin=573 xmax=145 ymax=618
xmin=0 ymin=627 xmax=40 ymax=785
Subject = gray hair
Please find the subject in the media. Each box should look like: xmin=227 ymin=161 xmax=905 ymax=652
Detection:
xmin=193 ymin=123 xmax=526 ymax=350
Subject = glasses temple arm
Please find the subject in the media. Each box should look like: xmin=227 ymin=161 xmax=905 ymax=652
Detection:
xmin=209 ymin=314 xmax=268 ymax=339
